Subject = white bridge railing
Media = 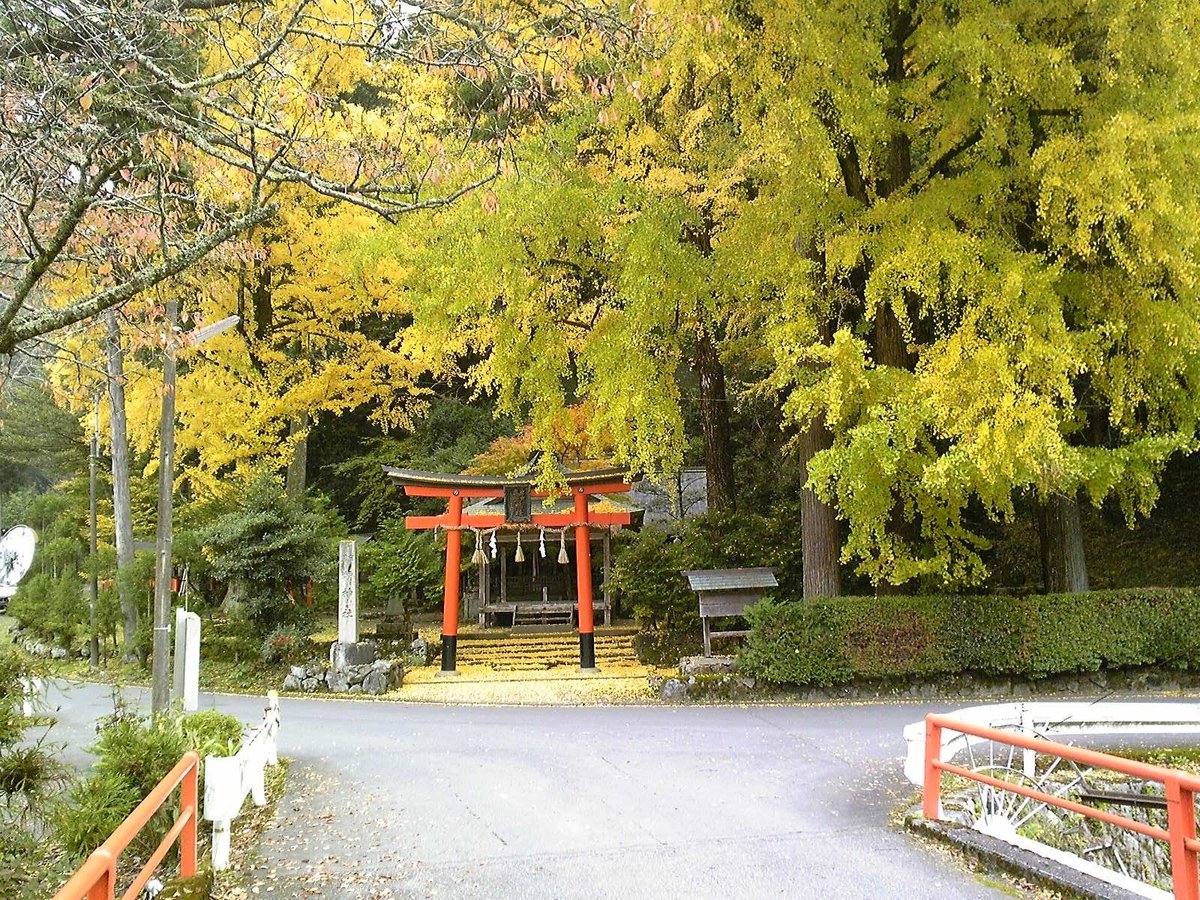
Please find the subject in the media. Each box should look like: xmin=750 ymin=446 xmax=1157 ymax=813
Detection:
xmin=204 ymin=691 xmax=281 ymax=870
xmin=904 ymin=701 xmax=1200 ymax=786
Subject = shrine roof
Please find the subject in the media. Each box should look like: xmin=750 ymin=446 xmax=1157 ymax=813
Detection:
xmin=382 ymin=465 xmax=629 ymax=491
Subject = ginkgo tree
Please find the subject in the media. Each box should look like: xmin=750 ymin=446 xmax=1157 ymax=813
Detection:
xmin=158 ymin=0 xmax=645 ymax=497
xmin=138 ymin=195 xmax=430 ymax=499
xmin=389 ymin=0 xmax=1200 ymax=598
xmin=2 ymin=0 xmax=637 ymax=358
xmin=388 ymin=158 xmax=686 ymax=491
xmin=675 ymin=0 xmax=1200 ymax=591
xmin=381 ymin=106 xmax=767 ymax=511
xmin=373 ymin=8 xmax=828 ymax=585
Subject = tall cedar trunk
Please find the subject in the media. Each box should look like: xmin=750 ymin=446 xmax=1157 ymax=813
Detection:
xmin=285 ymin=413 xmax=309 ymax=500
xmin=1039 ymin=492 xmax=1089 ymax=593
xmin=105 ymin=311 xmax=139 ymax=660
xmin=799 ymin=413 xmax=841 ymax=598
xmin=694 ymin=325 xmax=736 ymax=513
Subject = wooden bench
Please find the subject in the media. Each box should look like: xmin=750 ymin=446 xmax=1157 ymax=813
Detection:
xmin=682 ymin=568 xmax=779 ymax=656
xmin=577 ymin=597 xmax=612 ymax=627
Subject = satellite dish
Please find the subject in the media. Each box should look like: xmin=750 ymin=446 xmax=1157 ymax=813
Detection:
xmin=0 ymin=526 xmax=37 ymax=600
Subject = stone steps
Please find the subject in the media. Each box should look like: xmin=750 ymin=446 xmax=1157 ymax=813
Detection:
xmin=454 ymin=630 xmax=637 ymax=670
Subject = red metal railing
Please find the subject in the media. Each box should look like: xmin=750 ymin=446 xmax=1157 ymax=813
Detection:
xmin=923 ymin=713 xmax=1200 ymax=900
xmin=53 ymin=750 xmax=200 ymax=900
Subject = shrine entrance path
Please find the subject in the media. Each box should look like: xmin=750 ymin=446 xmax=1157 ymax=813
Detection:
xmin=47 ymin=682 xmax=1012 ymax=898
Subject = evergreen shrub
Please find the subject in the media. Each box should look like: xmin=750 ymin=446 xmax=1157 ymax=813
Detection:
xmin=360 ymin=517 xmax=441 ymax=626
xmin=8 ymin=572 xmax=85 ymax=648
xmin=198 ymin=470 xmax=343 ymax=640
xmin=6 ymin=572 xmax=54 ymax=634
xmin=739 ymin=588 xmax=1200 ymax=686
xmin=610 ymin=506 xmax=804 ymax=629
xmin=55 ymin=706 xmax=245 ymax=861
xmin=261 ymin=625 xmax=314 ymax=665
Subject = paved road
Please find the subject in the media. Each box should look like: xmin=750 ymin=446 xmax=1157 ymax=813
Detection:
xmin=44 ymin=682 xmax=1013 ymax=899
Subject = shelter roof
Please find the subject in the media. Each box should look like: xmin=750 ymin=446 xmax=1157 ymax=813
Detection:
xmin=681 ymin=568 xmax=779 ymax=593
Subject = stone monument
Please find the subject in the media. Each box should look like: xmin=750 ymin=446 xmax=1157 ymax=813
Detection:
xmin=330 ymin=539 xmax=376 ymax=670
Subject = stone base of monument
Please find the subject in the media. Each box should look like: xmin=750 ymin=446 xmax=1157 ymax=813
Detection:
xmin=679 ymin=655 xmax=738 ymax=676
xmin=329 ymin=640 xmax=377 ymax=671
xmin=283 ymin=659 xmax=402 ymax=695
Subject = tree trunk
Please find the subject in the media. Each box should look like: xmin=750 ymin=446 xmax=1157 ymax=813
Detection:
xmin=285 ymin=413 xmax=309 ymax=500
xmin=221 ymin=577 xmax=249 ymax=618
xmin=105 ymin=311 xmax=139 ymax=661
xmin=694 ymin=325 xmax=736 ymax=513
xmin=872 ymin=301 xmax=912 ymax=370
xmin=1039 ymin=492 xmax=1089 ymax=593
xmin=870 ymin=6 xmax=922 ymax=593
xmin=799 ymin=414 xmax=841 ymax=598
xmin=872 ymin=302 xmax=920 ymax=595
xmin=881 ymin=1 xmax=914 ymax=199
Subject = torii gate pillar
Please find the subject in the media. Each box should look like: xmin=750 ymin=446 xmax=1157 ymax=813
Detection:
xmin=439 ymin=492 xmax=463 ymax=675
xmin=574 ymin=488 xmax=597 ymax=671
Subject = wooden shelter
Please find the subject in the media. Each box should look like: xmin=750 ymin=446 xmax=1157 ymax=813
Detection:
xmin=384 ymin=465 xmax=637 ymax=673
xmin=682 ymin=568 xmax=779 ymax=656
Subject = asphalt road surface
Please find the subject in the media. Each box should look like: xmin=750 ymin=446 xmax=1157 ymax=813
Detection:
xmin=44 ymin=682 xmax=1018 ymax=899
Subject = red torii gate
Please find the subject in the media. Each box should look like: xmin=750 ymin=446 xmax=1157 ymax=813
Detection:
xmin=383 ymin=466 xmax=634 ymax=673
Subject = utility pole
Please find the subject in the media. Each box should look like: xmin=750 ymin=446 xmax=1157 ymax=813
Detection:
xmin=88 ymin=395 xmax=99 ymax=667
xmin=151 ymin=308 xmax=240 ymax=713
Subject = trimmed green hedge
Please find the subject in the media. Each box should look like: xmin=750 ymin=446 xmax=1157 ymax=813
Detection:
xmin=739 ymin=588 xmax=1200 ymax=686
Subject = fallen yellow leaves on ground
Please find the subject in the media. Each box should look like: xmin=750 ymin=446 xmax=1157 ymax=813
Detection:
xmin=398 ymin=660 xmax=673 ymax=706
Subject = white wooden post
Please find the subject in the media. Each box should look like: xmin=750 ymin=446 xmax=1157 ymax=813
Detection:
xmin=173 ymin=608 xmax=201 ymax=711
xmin=204 ymin=692 xmax=281 ymax=870
xmin=173 ymin=607 xmax=186 ymax=704
xmin=18 ymin=676 xmax=44 ymax=717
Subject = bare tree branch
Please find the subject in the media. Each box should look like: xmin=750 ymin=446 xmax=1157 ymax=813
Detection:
xmin=0 ymin=0 xmax=634 ymax=354
xmin=0 ymin=203 xmax=277 ymax=353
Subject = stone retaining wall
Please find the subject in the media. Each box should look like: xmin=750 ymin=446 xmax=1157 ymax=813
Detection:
xmin=283 ymin=659 xmax=403 ymax=696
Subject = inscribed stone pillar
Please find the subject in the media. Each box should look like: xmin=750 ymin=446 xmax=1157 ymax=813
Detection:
xmin=172 ymin=608 xmax=200 ymax=711
xmin=338 ymin=539 xmax=358 ymax=645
